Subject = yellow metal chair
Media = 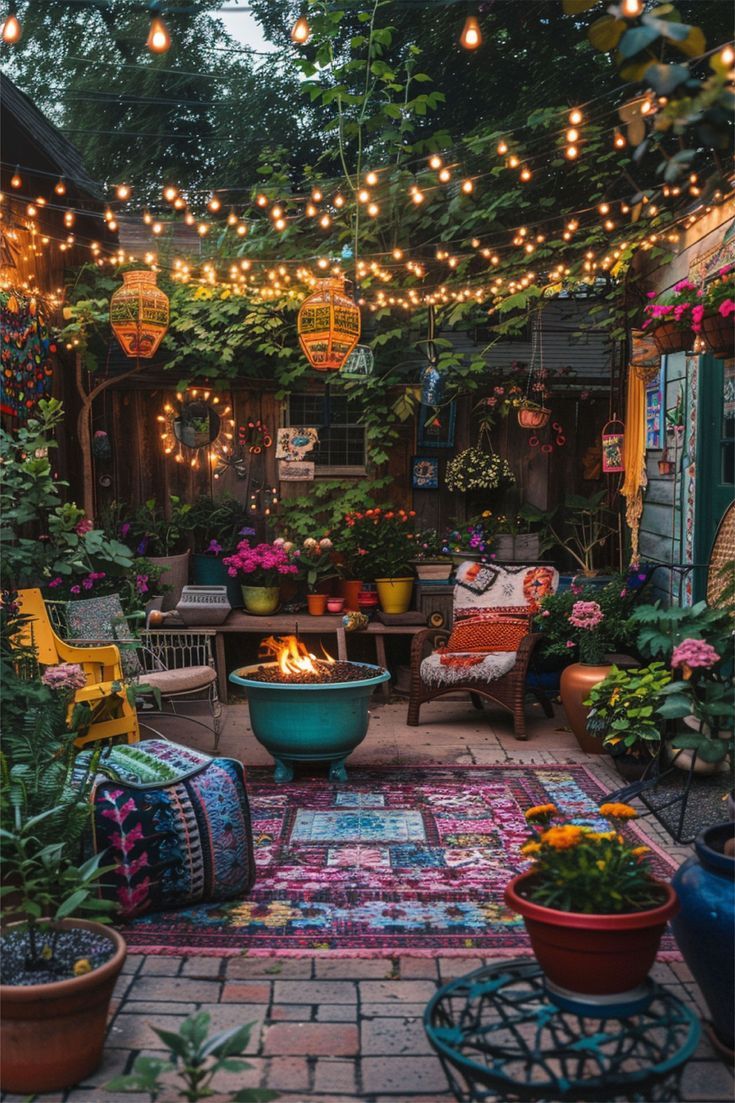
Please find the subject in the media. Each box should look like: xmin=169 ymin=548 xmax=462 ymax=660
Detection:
xmin=17 ymin=588 xmax=140 ymax=747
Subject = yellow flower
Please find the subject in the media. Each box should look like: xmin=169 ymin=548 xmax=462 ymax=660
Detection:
xmin=40 ymin=944 xmax=53 ymax=960
xmin=599 ymin=802 xmax=637 ymax=820
xmin=520 ymin=841 xmax=542 ymax=856
xmin=541 ymin=824 xmax=584 ymax=850
xmin=524 ymin=803 xmax=557 ymax=822
xmin=596 ymin=860 xmax=606 ymax=871
xmin=585 ymin=830 xmax=616 ymax=841
xmin=631 ymin=846 xmax=650 ymax=859
xmin=73 ymin=958 xmax=93 ymax=976
xmin=609 ymin=687 xmax=621 ymax=706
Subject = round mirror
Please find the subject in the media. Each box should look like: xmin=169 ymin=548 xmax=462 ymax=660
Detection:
xmin=173 ymin=399 xmax=221 ymax=450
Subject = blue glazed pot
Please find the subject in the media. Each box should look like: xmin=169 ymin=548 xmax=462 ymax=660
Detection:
xmin=192 ymin=553 xmax=242 ymax=608
xmin=229 ymin=663 xmax=390 ymax=783
xmin=671 ymin=822 xmax=735 ymax=1052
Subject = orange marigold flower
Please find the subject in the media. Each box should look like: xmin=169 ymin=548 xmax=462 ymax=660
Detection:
xmin=73 ymin=958 xmax=93 ymax=976
xmin=631 ymin=846 xmax=650 ymax=858
xmin=520 ymin=841 xmax=542 ymax=856
xmin=541 ymin=824 xmax=584 ymax=850
xmin=585 ymin=830 xmax=616 ymax=841
xmin=599 ymin=802 xmax=637 ymax=820
xmin=524 ymin=803 xmax=557 ymax=822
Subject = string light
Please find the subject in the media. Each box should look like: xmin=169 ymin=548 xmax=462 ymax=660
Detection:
xmin=311 ymin=187 xmax=322 ymax=202
xmin=236 ymin=223 xmax=247 ymax=236
xmin=10 ymin=167 xmax=21 ymax=188
xmin=290 ymin=15 xmax=311 ymax=44
xmin=428 ymin=154 xmax=443 ymax=170
xmin=163 ymin=185 xmax=177 ymax=202
xmin=357 ymin=188 xmax=370 ymax=203
xmin=1 ymin=5 xmax=21 ymax=43
xmin=566 ymin=128 xmax=579 ymax=143
xmin=334 ymin=193 xmax=345 ymax=208
xmin=508 ymin=155 xmax=519 ymax=169
xmin=720 ymin=44 xmax=735 ymax=67
xmin=568 ymin=108 xmax=583 ymax=126
xmin=621 ymin=0 xmax=644 ymax=15
xmin=459 ymin=15 xmax=482 ymax=50
xmin=411 ymin=188 xmax=425 ymax=205
xmin=497 ymin=140 xmax=508 ymax=155
xmin=438 ymin=167 xmax=451 ymax=183
xmin=207 ymin=195 xmax=221 ymax=212
xmin=146 ymin=14 xmax=171 ymax=54
xmin=565 ymin=145 xmax=578 ymax=159
xmin=256 ymin=194 xmax=268 ymax=207
xmin=53 ymin=177 xmax=67 ymax=196
xmin=519 ymin=166 xmax=532 ymax=182
xmin=461 ymin=179 xmax=474 ymax=194
xmin=115 ymin=183 xmax=131 ymax=201
xmin=614 ymin=130 xmax=626 ymax=148
xmin=365 ymin=171 xmax=378 ymax=186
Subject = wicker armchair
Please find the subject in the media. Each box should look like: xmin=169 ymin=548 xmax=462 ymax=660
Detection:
xmin=406 ymin=562 xmax=559 ymax=740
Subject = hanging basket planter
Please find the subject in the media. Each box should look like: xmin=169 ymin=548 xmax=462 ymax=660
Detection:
xmin=651 ymin=321 xmax=692 ymax=356
xmin=701 ymin=312 xmax=735 ymax=360
xmin=517 ymin=400 xmax=551 ymax=430
xmin=445 ymin=444 xmax=516 ymax=493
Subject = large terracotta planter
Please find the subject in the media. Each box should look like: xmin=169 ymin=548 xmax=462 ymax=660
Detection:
xmin=701 ymin=311 xmax=735 ymax=360
xmin=504 ymin=871 xmax=678 ymax=998
xmin=0 ymin=919 xmax=127 ymax=1093
xmin=149 ymin=549 xmax=190 ymax=610
xmin=241 ymin=585 xmax=279 ymax=616
xmin=559 ymin=662 xmax=612 ymax=754
xmin=651 ymin=321 xmax=692 ymax=356
xmin=672 ymin=823 xmax=735 ymax=1054
xmin=375 ymin=577 xmax=414 ymax=614
xmin=340 ymin=579 xmax=363 ymax=611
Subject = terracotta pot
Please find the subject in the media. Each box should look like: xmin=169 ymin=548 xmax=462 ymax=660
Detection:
xmin=375 ymin=577 xmax=414 ymax=614
xmin=559 ymin=662 xmax=612 ymax=754
xmin=306 ymin=593 xmax=328 ymax=615
xmin=504 ymin=871 xmax=678 ymax=997
xmin=517 ymin=403 xmax=551 ymax=429
xmin=0 ymin=919 xmax=127 ymax=1093
xmin=241 ymin=585 xmax=279 ymax=615
xmin=701 ymin=311 xmax=735 ymax=360
xmin=651 ymin=321 xmax=692 ymax=356
xmin=149 ymin=549 xmax=190 ymax=611
xmin=340 ymin=579 xmax=363 ymax=611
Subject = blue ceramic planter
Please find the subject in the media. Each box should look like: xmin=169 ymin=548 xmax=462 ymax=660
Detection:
xmin=671 ymin=822 xmax=735 ymax=1052
xmin=192 ymin=553 xmax=242 ymax=608
xmin=229 ymin=663 xmax=390 ymax=782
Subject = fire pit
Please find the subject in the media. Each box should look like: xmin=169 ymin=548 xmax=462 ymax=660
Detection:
xmin=229 ymin=635 xmax=390 ymax=782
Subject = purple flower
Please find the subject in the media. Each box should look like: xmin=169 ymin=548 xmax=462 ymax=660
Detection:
xmin=239 ymin=527 xmax=257 ymax=537
xmin=41 ymin=662 xmax=87 ymax=692
xmin=136 ymin=538 xmax=148 ymax=556
xmin=48 ymin=577 xmax=63 ymax=589
xmin=135 ymin=574 xmax=149 ymax=594
xmin=206 ymin=539 xmax=223 ymax=556
xmin=82 ymin=578 xmax=94 ymax=590
xmin=120 ymin=522 xmax=131 ymax=538
xmin=70 ymin=585 xmax=81 ymax=595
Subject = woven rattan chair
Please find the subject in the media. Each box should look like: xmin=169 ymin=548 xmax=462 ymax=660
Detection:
xmin=406 ymin=562 xmax=559 ymax=740
xmin=707 ymin=501 xmax=735 ymax=608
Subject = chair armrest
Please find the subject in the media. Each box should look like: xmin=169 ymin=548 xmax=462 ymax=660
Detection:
xmin=75 ymin=680 xmax=126 ymax=702
xmin=56 ymin=638 xmax=123 ymax=665
xmin=515 ymin=632 xmax=543 ymax=672
xmin=410 ymin=628 xmax=450 ymax=668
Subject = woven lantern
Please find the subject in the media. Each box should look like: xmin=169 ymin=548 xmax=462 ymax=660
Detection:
xmin=110 ymin=270 xmax=169 ymax=359
xmin=297 ymin=277 xmax=360 ymax=371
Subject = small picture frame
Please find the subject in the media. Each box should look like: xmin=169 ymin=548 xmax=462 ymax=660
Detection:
xmin=412 ymin=456 xmax=439 ymax=489
xmin=417 ymin=400 xmax=456 ymax=448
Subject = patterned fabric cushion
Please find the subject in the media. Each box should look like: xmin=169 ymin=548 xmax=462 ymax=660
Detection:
xmin=453 ymin=562 xmax=559 ymax=622
xmin=420 ymin=651 xmax=516 ymax=686
xmin=444 ymin=616 xmax=528 ymax=654
xmin=76 ymin=740 xmax=255 ymax=919
xmin=67 ymin=594 xmax=143 ymax=677
xmin=143 ymin=665 xmax=216 ymax=694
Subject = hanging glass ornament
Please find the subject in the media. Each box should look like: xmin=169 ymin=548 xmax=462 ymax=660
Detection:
xmin=341 ymin=344 xmax=374 ymax=379
xmin=421 ymin=363 xmax=445 ymax=406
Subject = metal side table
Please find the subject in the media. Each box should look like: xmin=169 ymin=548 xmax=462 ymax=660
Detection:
xmin=424 ymin=959 xmax=700 ymax=1102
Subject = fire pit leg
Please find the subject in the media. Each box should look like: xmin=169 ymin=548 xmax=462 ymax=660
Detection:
xmin=328 ymin=757 xmax=349 ymax=783
xmin=273 ymin=756 xmax=295 ymax=783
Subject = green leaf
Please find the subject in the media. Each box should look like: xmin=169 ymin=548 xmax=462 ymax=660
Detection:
xmin=588 ymin=15 xmax=626 ymax=51
xmin=645 ymin=62 xmax=689 ymax=94
xmin=562 ymin=0 xmax=598 ymax=12
xmin=619 ymin=25 xmax=660 ymax=58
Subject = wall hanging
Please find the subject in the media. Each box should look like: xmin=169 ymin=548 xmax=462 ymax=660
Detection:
xmin=276 ymin=426 xmax=319 ymax=462
xmin=340 ymin=344 xmax=374 ymax=379
xmin=417 ymin=400 xmax=456 ymax=448
xmin=110 ymin=270 xmax=169 ymax=359
xmin=297 ymin=277 xmax=360 ymax=371
xmin=601 ymin=417 xmax=626 ymax=474
xmin=158 ymin=390 xmax=235 ymax=471
xmin=419 ymin=304 xmax=446 ymax=406
xmin=0 ymin=290 xmax=55 ymax=419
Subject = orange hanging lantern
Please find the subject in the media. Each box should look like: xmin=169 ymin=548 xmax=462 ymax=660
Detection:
xmin=297 ymin=277 xmax=360 ymax=372
xmin=110 ymin=270 xmax=169 ymax=359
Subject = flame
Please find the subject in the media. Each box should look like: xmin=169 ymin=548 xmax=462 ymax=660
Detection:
xmin=259 ymin=635 xmax=335 ymax=678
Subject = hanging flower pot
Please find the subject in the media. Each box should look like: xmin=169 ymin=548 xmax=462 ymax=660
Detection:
xmin=601 ymin=419 xmax=625 ymax=474
xmin=701 ymin=311 xmax=735 ymax=360
xmin=297 ymin=278 xmax=360 ymax=372
xmin=109 ymin=270 xmax=169 ymax=359
xmin=517 ymin=400 xmax=551 ymax=430
xmin=651 ymin=321 xmax=692 ymax=356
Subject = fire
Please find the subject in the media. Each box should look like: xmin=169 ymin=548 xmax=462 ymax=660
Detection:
xmin=259 ymin=635 xmax=335 ymax=679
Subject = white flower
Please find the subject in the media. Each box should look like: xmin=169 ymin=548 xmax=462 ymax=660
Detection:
xmin=319 ymin=537 xmax=333 ymax=550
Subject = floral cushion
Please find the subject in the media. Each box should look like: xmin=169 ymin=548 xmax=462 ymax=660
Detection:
xmin=453 ymin=562 xmax=558 ymax=622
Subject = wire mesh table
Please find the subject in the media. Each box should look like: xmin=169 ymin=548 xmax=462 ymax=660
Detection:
xmin=424 ymin=959 xmax=700 ymax=1102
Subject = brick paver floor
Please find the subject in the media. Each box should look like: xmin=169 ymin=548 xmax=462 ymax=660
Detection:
xmin=4 ymin=695 xmax=732 ymax=1102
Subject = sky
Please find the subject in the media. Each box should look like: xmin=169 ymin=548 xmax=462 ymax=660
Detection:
xmin=218 ymin=4 xmax=276 ymax=54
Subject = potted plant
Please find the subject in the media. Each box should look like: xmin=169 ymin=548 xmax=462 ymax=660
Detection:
xmin=505 ymin=801 xmax=678 ymax=1000
xmin=445 ymin=438 xmax=516 ymax=494
xmin=642 ymin=280 xmax=700 ymax=355
xmin=441 ymin=514 xmax=495 ymax=565
xmin=295 ymin=536 xmax=338 ymax=614
xmin=522 ymin=492 xmax=618 ymax=578
xmin=491 ymin=504 xmax=550 ymax=562
xmin=411 ymin=528 xmax=452 ymax=580
xmin=188 ymin=495 xmax=256 ymax=608
xmin=700 ymin=265 xmax=734 ymax=358
xmin=657 ymin=638 xmax=734 ymax=775
xmin=127 ymin=495 xmax=193 ymax=610
xmin=0 ymin=606 xmax=124 ymax=1093
xmin=585 ymin=662 xmax=672 ymax=780
xmin=341 ymin=507 xmax=417 ymax=613
xmin=222 ymin=538 xmax=298 ymax=615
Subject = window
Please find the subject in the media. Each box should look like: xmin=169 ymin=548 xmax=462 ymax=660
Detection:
xmin=287 ymin=392 xmax=366 ymax=470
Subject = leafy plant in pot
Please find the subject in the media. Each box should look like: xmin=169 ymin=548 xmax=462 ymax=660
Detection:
xmin=585 ymin=662 xmax=671 ymax=781
xmin=523 ymin=491 xmax=618 ymax=577
xmin=411 ymin=528 xmax=452 ymax=580
xmin=295 ymin=535 xmax=338 ymax=614
xmin=188 ymin=494 xmax=256 ymax=608
xmin=341 ymin=507 xmax=417 ymax=614
xmin=504 ymin=801 xmax=678 ymax=1004
xmin=0 ymin=607 xmax=124 ymax=1093
xmin=223 ymin=539 xmax=298 ymax=615
xmin=126 ymin=495 xmax=193 ymax=610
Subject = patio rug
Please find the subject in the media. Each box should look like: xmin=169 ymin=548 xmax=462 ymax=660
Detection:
xmin=121 ymin=764 xmax=681 ymax=957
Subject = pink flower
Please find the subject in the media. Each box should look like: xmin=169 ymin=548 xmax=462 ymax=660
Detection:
xmin=671 ymin=638 xmax=720 ymax=670
xmin=541 ymin=609 xmax=550 ymax=617
xmin=135 ymin=574 xmax=149 ymax=594
xmin=41 ymin=662 xmax=87 ymax=692
xmin=70 ymin=585 xmax=81 ymax=595
xmin=674 ymin=278 xmax=696 ymax=294
xmin=568 ymin=600 xmax=604 ymax=630
xmin=566 ymin=640 xmax=576 ymax=648
xmin=691 ymin=304 xmax=705 ymax=332
xmin=646 ymin=291 xmax=657 ymax=299
xmin=48 ymin=576 xmax=63 ymax=588
xmin=75 ymin=518 xmax=93 ymax=536
xmin=719 ymin=299 xmax=735 ymax=318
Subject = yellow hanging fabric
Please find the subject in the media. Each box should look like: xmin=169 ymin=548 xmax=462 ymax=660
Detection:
xmin=621 ymin=367 xmax=648 ymax=567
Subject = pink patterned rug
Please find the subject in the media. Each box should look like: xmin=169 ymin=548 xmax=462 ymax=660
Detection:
xmin=121 ymin=764 xmax=680 ymax=957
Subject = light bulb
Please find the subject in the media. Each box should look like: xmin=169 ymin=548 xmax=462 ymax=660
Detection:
xmin=208 ymin=195 xmax=221 ymax=212
xmin=227 ymin=209 xmax=237 ymax=225
xmin=367 ymin=203 xmax=379 ymax=217
xmin=614 ymin=131 xmax=626 ymax=148
xmin=271 ymin=205 xmax=283 ymax=219
xmin=256 ymin=194 xmax=268 ymax=207
xmin=26 ymin=203 xmax=36 ymax=217
xmin=365 ymin=171 xmax=378 ymax=186
xmin=319 ymin=213 xmax=331 ymax=228
xmin=566 ymin=128 xmax=579 ymax=144
xmin=411 ymin=188 xmax=425 ymax=204
xmin=357 ymin=188 xmax=370 ymax=203
xmin=459 ymin=15 xmax=482 ymax=50
xmin=438 ymin=168 xmax=451 ymax=183
xmin=598 ymin=203 xmax=610 ymax=215
xmin=497 ymin=140 xmax=508 ymax=155
xmin=428 ymin=154 xmax=443 ymax=170
xmin=462 ymin=179 xmax=474 ymax=194
xmin=147 ymin=15 xmax=171 ymax=54
xmin=520 ymin=167 xmax=531 ymax=182
xmin=184 ymin=211 xmax=195 ymax=225
xmin=10 ymin=168 xmax=21 ymax=188
xmin=152 ymin=221 xmax=162 ymax=235
xmin=334 ymin=193 xmax=345 ymax=208
xmin=197 ymin=223 xmax=209 ymax=236
xmin=621 ymin=0 xmax=644 ymax=15
xmin=508 ymin=155 xmax=519 ymax=168
xmin=311 ymin=187 xmax=322 ymax=202
xmin=720 ymin=44 xmax=735 ymax=66
xmin=305 ymin=203 xmax=316 ymax=217
xmin=163 ymin=185 xmax=177 ymax=202
xmin=237 ymin=223 xmax=247 ymax=236
xmin=54 ymin=178 xmax=67 ymax=196
xmin=116 ymin=183 xmax=130 ymax=200
xmin=291 ymin=16 xmax=311 ymax=44
xmin=64 ymin=211 xmax=74 ymax=227
xmin=1 ymin=10 xmax=21 ymax=43
xmin=569 ymin=108 xmax=582 ymax=125
xmin=565 ymin=145 xmax=578 ymax=159
xmin=274 ymin=217 xmax=286 ymax=230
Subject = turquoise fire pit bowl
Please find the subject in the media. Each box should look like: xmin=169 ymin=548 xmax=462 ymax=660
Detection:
xmin=229 ymin=662 xmax=391 ymax=782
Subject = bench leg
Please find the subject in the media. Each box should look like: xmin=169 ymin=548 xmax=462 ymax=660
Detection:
xmin=214 ymin=632 xmax=228 ymax=704
xmin=374 ymin=634 xmax=390 ymax=699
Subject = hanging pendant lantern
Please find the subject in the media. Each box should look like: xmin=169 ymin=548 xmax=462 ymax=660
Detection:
xmin=421 ymin=363 xmax=445 ymax=406
xmin=110 ymin=270 xmax=169 ymax=359
xmin=297 ymin=277 xmax=360 ymax=372
xmin=601 ymin=418 xmax=625 ymax=473
xmin=341 ymin=344 xmax=374 ymax=379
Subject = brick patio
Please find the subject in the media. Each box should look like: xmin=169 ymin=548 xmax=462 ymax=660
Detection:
xmin=5 ymin=695 xmax=733 ymax=1103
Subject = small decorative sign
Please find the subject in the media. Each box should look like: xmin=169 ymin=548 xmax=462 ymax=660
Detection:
xmin=278 ymin=460 xmax=314 ymax=481
xmin=276 ymin=427 xmax=319 ymax=462
xmin=412 ymin=456 xmax=439 ymax=489
xmin=417 ymin=401 xmax=456 ymax=448
xmin=601 ymin=419 xmax=625 ymax=473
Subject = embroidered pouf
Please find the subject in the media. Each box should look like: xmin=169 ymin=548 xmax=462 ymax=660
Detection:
xmin=76 ymin=740 xmax=255 ymax=919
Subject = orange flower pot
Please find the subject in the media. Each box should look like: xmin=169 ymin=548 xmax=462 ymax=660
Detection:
xmin=306 ymin=593 xmax=328 ymax=615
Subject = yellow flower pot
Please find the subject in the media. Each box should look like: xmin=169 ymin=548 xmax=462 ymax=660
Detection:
xmin=241 ymin=586 xmax=279 ymax=616
xmin=375 ymin=577 xmax=414 ymax=614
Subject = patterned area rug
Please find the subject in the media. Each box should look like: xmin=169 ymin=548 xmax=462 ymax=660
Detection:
xmin=121 ymin=764 xmax=680 ymax=957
